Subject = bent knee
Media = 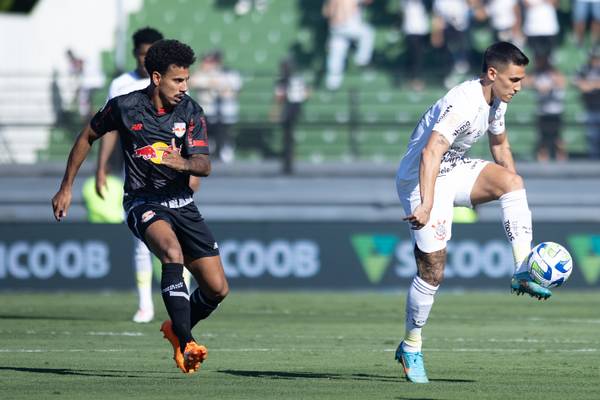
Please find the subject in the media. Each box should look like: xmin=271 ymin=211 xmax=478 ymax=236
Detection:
xmin=505 ymin=173 xmax=525 ymax=193
xmin=215 ymin=286 xmax=229 ymax=302
xmin=207 ymin=281 xmax=229 ymax=302
xmin=218 ymin=280 xmax=230 ymax=299
xmin=161 ymin=244 xmax=184 ymax=264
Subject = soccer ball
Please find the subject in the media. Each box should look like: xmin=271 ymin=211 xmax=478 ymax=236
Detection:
xmin=527 ymin=242 xmax=573 ymax=288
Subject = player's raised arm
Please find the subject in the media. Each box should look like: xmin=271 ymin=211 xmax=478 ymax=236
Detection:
xmin=488 ymin=131 xmax=516 ymax=174
xmin=51 ymin=124 xmax=102 ymax=221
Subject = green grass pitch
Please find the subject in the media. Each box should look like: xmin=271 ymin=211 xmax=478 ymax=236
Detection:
xmin=0 ymin=290 xmax=599 ymax=399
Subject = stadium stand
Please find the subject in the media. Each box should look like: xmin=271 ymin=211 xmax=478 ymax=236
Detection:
xmin=15 ymin=0 xmax=592 ymax=164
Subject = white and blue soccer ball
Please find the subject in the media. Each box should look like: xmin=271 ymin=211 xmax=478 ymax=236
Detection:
xmin=527 ymin=242 xmax=573 ymax=288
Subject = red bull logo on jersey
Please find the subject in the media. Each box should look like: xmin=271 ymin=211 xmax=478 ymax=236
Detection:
xmin=133 ymin=142 xmax=170 ymax=164
xmin=172 ymin=122 xmax=186 ymax=138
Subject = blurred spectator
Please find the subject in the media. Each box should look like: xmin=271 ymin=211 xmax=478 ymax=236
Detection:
xmin=191 ymin=50 xmax=242 ymax=163
xmin=272 ymin=58 xmax=309 ymax=174
xmin=572 ymin=0 xmax=600 ymax=46
xmin=521 ymin=0 xmax=559 ymax=64
xmin=481 ymin=0 xmax=524 ymax=45
xmin=64 ymin=49 xmax=84 ymax=120
xmin=51 ymin=69 xmax=68 ymax=129
xmin=431 ymin=0 xmax=474 ymax=88
xmin=65 ymin=49 xmax=105 ymax=122
xmin=574 ymin=47 xmax=600 ymax=159
xmin=234 ymin=0 xmax=268 ymax=15
xmin=529 ymin=55 xmax=567 ymax=161
xmin=322 ymin=0 xmax=375 ymax=90
xmin=401 ymin=0 xmax=430 ymax=91
xmin=66 ymin=49 xmax=84 ymax=77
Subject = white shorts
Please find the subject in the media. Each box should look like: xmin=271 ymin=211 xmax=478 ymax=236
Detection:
xmin=396 ymin=157 xmax=489 ymax=253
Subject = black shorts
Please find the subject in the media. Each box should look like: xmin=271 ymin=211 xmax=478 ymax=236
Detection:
xmin=126 ymin=202 xmax=220 ymax=260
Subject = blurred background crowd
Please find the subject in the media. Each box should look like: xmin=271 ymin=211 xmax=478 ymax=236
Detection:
xmin=2 ymin=0 xmax=600 ymax=172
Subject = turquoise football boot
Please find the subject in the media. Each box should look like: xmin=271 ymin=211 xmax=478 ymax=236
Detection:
xmin=395 ymin=343 xmax=429 ymax=383
xmin=511 ymin=271 xmax=552 ymax=300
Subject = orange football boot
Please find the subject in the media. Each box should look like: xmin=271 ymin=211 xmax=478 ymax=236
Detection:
xmin=183 ymin=341 xmax=208 ymax=373
xmin=160 ymin=320 xmax=188 ymax=373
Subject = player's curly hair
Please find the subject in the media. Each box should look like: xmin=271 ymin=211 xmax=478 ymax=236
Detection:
xmin=144 ymin=39 xmax=196 ymax=75
xmin=482 ymin=42 xmax=529 ymax=73
xmin=132 ymin=27 xmax=163 ymax=50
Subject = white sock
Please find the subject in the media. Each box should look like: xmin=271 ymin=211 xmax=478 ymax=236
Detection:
xmin=403 ymin=275 xmax=439 ymax=352
xmin=183 ymin=268 xmax=192 ymax=293
xmin=133 ymin=238 xmax=154 ymax=311
xmin=500 ymin=189 xmax=533 ymax=274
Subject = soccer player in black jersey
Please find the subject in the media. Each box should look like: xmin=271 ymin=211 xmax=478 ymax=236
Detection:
xmin=52 ymin=39 xmax=228 ymax=374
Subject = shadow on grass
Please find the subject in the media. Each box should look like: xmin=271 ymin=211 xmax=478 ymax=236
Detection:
xmin=0 ymin=366 xmax=183 ymax=379
xmin=220 ymin=369 xmax=476 ymax=385
xmin=0 ymin=314 xmax=113 ymax=322
xmin=220 ymin=369 xmax=401 ymax=382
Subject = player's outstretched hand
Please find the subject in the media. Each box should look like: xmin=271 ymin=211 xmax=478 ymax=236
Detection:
xmin=161 ymin=138 xmax=185 ymax=171
xmin=52 ymin=188 xmax=72 ymax=222
xmin=403 ymin=204 xmax=431 ymax=230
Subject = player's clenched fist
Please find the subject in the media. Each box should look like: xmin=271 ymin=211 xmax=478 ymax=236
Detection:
xmin=52 ymin=188 xmax=72 ymax=222
xmin=403 ymin=204 xmax=431 ymax=230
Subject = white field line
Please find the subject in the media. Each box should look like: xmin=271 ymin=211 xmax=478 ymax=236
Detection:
xmin=438 ymin=315 xmax=600 ymax=325
xmin=5 ymin=331 xmax=145 ymax=336
xmin=4 ymin=331 xmax=600 ymax=346
xmin=225 ymin=311 xmax=600 ymax=325
xmin=87 ymin=331 xmax=144 ymax=336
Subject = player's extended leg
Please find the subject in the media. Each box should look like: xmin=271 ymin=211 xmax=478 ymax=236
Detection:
xmin=143 ymin=220 xmax=204 ymax=373
xmin=185 ymin=255 xmax=229 ymax=328
xmin=132 ymin=237 xmax=154 ymax=323
xmin=471 ymin=163 xmax=551 ymax=299
xmin=396 ymin=246 xmax=445 ymax=384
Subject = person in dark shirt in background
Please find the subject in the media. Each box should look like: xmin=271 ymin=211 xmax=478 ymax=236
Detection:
xmin=574 ymin=46 xmax=600 ymax=159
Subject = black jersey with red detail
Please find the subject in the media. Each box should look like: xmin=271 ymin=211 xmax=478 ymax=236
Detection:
xmin=90 ymin=89 xmax=209 ymax=199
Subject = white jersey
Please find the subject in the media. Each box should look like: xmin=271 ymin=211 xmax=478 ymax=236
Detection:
xmin=396 ymin=78 xmax=507 ymax=181
xmin=107 ymin=70 xmax=149 ymax=101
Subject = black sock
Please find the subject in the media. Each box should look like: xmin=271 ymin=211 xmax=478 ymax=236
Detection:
xmin=190 ymin=288 xmax=222 ymax=327
xmin=161 ymin=263 xmax=192 ymax=351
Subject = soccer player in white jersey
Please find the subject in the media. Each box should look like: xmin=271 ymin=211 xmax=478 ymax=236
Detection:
xmin=395 ymin=42 xmax=547 ymax=383
xmin=95 ymin=27 xmax=196 ymax=323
